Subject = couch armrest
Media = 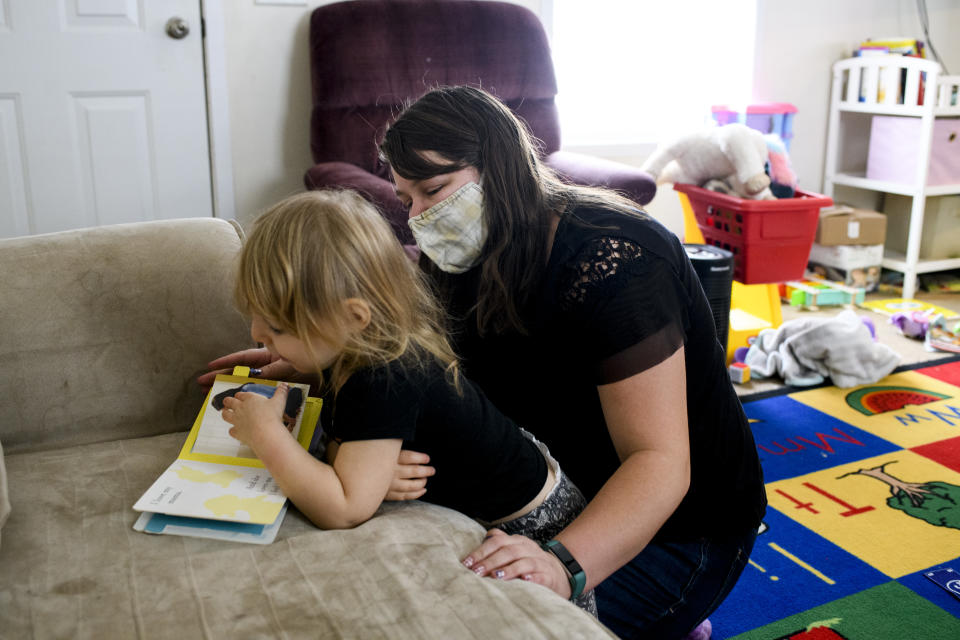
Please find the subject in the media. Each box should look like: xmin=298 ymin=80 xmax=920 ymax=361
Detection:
xmin=545 ymin=150 xmax=657 ymax=206
xmin=0 ymin=219 xmax=253 ymax=454
xmin=0 ymin=437 xmax=8 ymax=550
xmin=305 ymin=161 xmax=413 ymax=245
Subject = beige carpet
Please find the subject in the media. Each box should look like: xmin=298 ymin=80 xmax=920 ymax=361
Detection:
xmin=732 ymin=291 xmax=960 ymax=397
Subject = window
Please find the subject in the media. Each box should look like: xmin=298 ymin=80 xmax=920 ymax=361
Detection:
xmin=547 ymin=1 xmax=758 ymax=151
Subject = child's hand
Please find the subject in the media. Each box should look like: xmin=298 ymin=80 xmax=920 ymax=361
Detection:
xmin=384 ymin=450 xmax=435 ymax=501
xmin=221 ymin=383 xmax=292 ymax=450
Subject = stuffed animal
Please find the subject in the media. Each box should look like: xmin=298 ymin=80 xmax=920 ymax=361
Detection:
xmin=641 ymin=123 xmax=774 ymax=199
xmin=765 ymin=133 xmax=798 ymax=198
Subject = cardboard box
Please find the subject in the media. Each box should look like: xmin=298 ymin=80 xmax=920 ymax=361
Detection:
xmin=866 ymin=116 xmax=960 ymax=186
xmin=883 ymin=194 xmax=960 ymax=260
xmin=815 ymin=205 xmax=887 ymax=246
xmin=807 ymin=242 xmax=883 ymax=292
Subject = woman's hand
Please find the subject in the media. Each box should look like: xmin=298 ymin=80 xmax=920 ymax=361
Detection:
xmin=220 ymin=383 xmax=291 ymax=450
xmin=198 ymin=348 xmax=295 ymax=392
xmin=462 ymin=529 xmax=572 ymax=599
xmin=383 ymin=450 xmax=436 ymax=500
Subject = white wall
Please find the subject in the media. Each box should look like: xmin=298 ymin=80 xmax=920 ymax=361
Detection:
xmin=752 ymin=0 xmax=960 ymax=195
xmin=221 ymin=0 xmax=960 ymax=233
xmin=615 ymin=0 xmax=960 ymax=235
xmin=222 ymin=2 xmax=322 ymax=226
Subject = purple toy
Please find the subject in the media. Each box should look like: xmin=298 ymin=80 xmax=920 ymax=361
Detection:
xmin=733 ymin=346 xmax=751 ymax=363
xmin=890 ymin=310 xmax=934 ymax=339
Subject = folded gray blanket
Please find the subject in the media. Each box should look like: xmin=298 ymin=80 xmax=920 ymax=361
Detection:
xmin=743 ymin=310 xmax=900 ymax=388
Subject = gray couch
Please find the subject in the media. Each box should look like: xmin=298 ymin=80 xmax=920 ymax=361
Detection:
xmin=0 ymin=218 xmax=611 ymax=639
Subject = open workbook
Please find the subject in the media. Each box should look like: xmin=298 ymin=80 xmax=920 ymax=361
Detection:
xmin=133 ymin=367 xmax=322 ymax=543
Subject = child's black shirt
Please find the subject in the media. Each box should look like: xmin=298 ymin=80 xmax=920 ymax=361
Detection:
xmin=322 ymin=358 xmax=548 ymax=523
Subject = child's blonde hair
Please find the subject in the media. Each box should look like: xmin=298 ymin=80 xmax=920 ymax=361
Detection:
xmin=235 ymin=189 xmax=459 ymax=393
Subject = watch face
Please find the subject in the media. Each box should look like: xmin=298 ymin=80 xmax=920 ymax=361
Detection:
xmin=542 ymin=540 xmax=586 ymax=599
xmin=546 ymin=540 xmax=579 ymax=569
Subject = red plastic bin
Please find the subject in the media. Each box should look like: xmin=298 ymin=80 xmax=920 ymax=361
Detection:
xmin=674 ymin=183 xmax=833 ymax=285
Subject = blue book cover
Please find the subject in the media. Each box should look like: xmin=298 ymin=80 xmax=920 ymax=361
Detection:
xmin=132 ymin=504 xmax=287 ymax=545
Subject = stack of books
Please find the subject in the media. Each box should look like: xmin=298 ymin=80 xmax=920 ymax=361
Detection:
xmin=857 ymin=38 xmax=926 ymax=105
xmin=133 ymin=368 xmax=321 ymax=544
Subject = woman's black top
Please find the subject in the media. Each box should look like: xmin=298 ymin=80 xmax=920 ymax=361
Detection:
xmin=436 ymin=204 xmax=766 ymax=541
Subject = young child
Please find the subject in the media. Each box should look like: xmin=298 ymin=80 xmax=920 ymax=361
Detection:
xmin=219 ymin=189 xmax=595 ymax=613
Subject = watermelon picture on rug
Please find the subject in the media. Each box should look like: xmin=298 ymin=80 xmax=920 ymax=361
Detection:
xmin=845 ymin=386 xmax=951 ymax=416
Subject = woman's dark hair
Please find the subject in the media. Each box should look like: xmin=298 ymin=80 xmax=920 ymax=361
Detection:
xmin=379 ymin=85 xmax=639 ymax=335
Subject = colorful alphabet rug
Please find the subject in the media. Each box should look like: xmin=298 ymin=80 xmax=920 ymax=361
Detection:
xmin=711 ymin=357 xmax=960 ymax=639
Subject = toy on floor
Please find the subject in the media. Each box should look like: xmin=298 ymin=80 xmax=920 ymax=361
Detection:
xmin=641 ymin=123 xmax=774 ymax=199
xmin=781 ymin=278 xmax=865 ymax=310
xmin=728 ymin=361 xmax=751 ymax=384
xmin=729 ymin=338 xmax=758 ymax=385
xmin=926 ymin=314 xmax=960 ymax=353
xmin=890 ymin=308 xmax=937 ymax=340
xmin=861 ymin=297 xmax=960 ymax=319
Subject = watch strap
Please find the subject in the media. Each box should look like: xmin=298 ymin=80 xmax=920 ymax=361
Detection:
xmin=540 ymin=539 xmax=586 ymax=600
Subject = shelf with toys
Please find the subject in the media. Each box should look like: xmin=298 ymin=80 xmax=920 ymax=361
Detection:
xmin=823 ymin=54 xmax=960 ymax=299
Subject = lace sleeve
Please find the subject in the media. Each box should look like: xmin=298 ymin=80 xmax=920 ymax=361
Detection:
xmin=558 ymin=236 xmax=689 ymax=384
xmin=560 ymin=237 xmax=644 ymax=310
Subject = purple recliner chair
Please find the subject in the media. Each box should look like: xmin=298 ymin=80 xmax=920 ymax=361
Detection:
xmin=303 ymin=0 xmax=656 ymax=244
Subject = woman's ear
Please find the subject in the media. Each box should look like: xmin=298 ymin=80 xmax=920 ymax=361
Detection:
xmin=343 ymin=298 xmax=372 ymax=332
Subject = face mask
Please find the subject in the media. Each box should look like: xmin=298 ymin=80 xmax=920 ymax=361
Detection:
xmin=408 ymin=182 xmax=487 ymax=274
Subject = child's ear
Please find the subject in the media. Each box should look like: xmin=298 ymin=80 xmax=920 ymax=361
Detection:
xmin=343 ymin=298 xmax=372 ymax=331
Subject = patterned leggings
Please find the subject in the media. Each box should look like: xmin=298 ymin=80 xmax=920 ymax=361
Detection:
xmin=492 ymin=432 xmax=597 ymax=616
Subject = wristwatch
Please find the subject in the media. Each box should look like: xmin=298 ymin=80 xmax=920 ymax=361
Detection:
xmin=540 ymin=539 xmax=586 ymax=600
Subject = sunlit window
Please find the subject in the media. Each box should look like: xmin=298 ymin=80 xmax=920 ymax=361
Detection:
xmin=547 ymin=0 xmax=758 ymax=149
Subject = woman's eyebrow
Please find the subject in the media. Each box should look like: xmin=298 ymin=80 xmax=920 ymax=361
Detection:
xmin=393 ymin=179 xmax=423 ymax=199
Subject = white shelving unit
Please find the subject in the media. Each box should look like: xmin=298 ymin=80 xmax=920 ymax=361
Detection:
xmin=823 ymin=55 xmax=960 ymax=299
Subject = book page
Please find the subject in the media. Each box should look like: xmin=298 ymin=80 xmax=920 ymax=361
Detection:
xmin=133 ymin=459 xmax=287 ymax=524
xmin=193 ymin=379 xmax=310 ymax=458
xmin=133 ymin=373 xmax=321 ymax=526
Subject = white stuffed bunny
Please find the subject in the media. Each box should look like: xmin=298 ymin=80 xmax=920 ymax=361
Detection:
xmin=641 ymin=123 xmax=774 ymax=200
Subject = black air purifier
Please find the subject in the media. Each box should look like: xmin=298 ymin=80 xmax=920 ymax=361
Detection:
xmin=684 ymin=244 xmax=734 ymax=353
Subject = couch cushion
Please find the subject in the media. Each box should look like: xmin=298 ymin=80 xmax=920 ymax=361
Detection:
xmin=0 ymin=433 xmax=612 ymax=638
xmin=0 ymin=219 xmax=252 ymax=454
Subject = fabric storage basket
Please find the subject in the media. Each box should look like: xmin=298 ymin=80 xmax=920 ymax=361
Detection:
xmin=866 ymin=116 xmax=960 ymax=186
xmin=674 ymin=184 xmax=833 ymax=284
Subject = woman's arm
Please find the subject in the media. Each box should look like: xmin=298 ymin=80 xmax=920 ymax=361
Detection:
xmin=463 ymin=346 xmax=690 ymax=595
xmin=221 ymin=384 xmax=402 ymax=529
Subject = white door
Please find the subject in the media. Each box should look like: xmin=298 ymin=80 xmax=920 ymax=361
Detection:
xmin=0 ymin=0 xmax=212 ymax=238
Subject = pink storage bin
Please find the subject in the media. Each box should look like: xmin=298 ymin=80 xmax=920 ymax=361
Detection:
xmin=711 ymin=103 xmax=797 ymax=150
xmin=866 ymin=116 xmax=960 ymax=185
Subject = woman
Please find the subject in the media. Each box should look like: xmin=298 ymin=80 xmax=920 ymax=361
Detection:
xmin=206 ymin=86 xmax=765 ymax=638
